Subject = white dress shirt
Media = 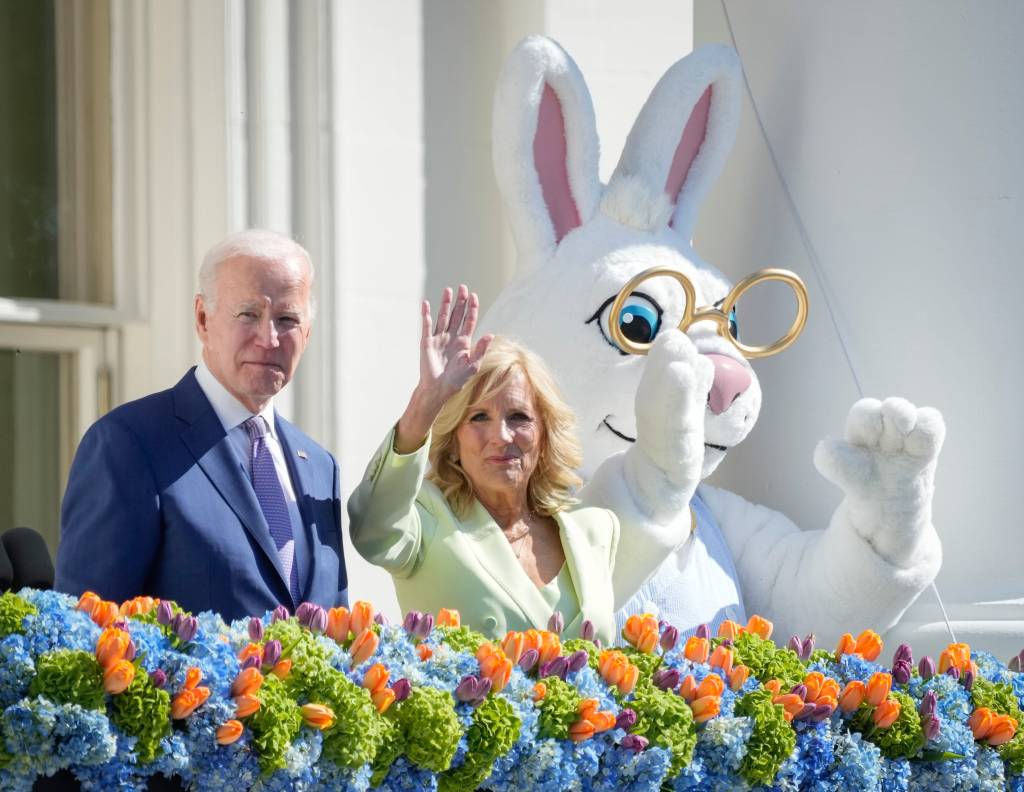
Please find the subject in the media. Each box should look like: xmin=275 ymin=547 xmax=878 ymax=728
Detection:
xmin=194 ymin=362 xmax=303 ymax=585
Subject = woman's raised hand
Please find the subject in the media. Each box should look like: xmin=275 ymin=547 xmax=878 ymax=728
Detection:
xmin=396 ymin=285 xmax=493 ymax=453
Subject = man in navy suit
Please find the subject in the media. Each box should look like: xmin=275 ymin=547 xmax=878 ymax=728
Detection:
xmin=56 ymin=229 xmax=347 ymax=621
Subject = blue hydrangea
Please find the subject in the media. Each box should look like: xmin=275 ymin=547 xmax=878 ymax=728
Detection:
xmin=591 ymin=743 xmax=671 ymax=791
xmin=0 ymin=634 xmax=34 ymax=708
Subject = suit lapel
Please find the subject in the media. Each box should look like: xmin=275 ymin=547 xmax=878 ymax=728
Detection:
xmin=275 ymin=415 xmax=316 ymax=601
xmin=461 ymin=499 xmax=552 ymax=630
xmin=173 ymin=370 xmax=291 ymax=598
xmin=555 ymin=511 xmax=613 ymax=639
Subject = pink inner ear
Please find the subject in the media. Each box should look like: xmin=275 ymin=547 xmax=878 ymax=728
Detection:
xmin=665 ymin=86 xmax=712 ymax=208
xmin=534 ymin=84 xmax=582 ymax=243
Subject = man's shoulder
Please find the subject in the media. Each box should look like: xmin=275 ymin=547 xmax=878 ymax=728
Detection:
xmin=274 ymin=414 xmax=338 ymax=469
xmin=89 ymin=370 xmax=198 ymax=442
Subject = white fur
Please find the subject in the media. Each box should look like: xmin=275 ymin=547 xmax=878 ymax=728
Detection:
xmin=482 ymin=37 xmax=944 ymax=643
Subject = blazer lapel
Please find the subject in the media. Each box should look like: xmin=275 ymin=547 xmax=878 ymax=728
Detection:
xmin=173 ymin=370 xmax=291 ymax=597
xmin=556 ymin=512 xmax=613 ymax=640
xmin=461 ymin=499 xmax=553 ymax=630
xmin=275 ymin=415 xmax=316 ymax=600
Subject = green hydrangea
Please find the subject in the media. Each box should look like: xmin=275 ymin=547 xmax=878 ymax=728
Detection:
xmin=620 ymin=647 xmax=662 ymax=679
xmin=437 ymin=625 xmax=488 ymax=656
xmin=536 ymin=675 xmax=581 ymax=740
xmin=110 ymin=671 xmax=171 ymax=763
xmin=265 ymin=619 xmax=330 ymax=665
xmin=629 ymin=680 xmax=698 ymax=777
xmin=808 ymin=648 xmax=835 ymax=666
xmin=28 ymin=650 xmax=105 ymax=711
xmin=438 ymin=695 xmax=520 ymax=792
xmin=0 ymin=591 xmax=37 ymax=637
xmin=394 ymin=686 xmax=463 ymax=773
xmin=731 ymin=633 xmax=806 ymax=688
xmin=972 ymin=678 xmax=1024 ymax=774
xmin=369 ymin=714 xmax=404 ymax=788
xmin=859 ymin=691 xmax=923 ymax=759
xmin=734 ymin=688 xmax=796 ymax=786
xmin=561 ymin=638 xmax=600 ymax=670
xmin=247 ymin=674 xmax=303 ymax=774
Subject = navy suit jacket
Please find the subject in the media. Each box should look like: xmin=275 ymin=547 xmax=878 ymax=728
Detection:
xmin=56 ymin=368 xmax=347 ymax=622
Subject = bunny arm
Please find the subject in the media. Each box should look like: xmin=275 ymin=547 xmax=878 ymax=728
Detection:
xmin=699 ymin=482 xmax=942 ymax=644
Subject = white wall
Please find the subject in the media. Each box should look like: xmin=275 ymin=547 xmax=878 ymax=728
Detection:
xmin=695 ymin=1 xmax=1024 ymax=656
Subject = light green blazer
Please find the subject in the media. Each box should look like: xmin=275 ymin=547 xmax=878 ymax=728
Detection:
xmin=347 ymin=428 xmax=620 ymax=645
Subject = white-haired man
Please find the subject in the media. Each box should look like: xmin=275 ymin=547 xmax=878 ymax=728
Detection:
xmin=57 ymin=229 xmax=347 ymax=621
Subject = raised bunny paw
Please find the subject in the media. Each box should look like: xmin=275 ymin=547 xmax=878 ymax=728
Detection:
xmin=813 ymin=397 xmax=945 ymax=563
xmin=633 ymin=328 xmax=714 ymax=486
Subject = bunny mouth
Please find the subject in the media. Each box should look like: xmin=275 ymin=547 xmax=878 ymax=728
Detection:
xmin=601 ymin=417 xmax=729 ymax=451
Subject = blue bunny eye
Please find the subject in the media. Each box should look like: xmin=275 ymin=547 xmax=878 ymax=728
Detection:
xmin=586 ymin=292 xmax=664 ymax=355
xmin=728 ymin=306 xmax=739 ymax=340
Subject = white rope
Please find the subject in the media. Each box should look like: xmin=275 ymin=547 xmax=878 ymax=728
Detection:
xmin=719 ymin=0 xmax=957 ymax=646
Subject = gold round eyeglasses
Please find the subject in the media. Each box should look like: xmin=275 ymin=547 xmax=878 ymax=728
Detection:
xmin=607 ymin=267 xmax=809 ymax=358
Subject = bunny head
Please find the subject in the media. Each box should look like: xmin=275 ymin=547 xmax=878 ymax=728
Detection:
xmin=481 ymin=36 xmax=760 ymax=479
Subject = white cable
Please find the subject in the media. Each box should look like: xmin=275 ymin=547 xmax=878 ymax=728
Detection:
xmin=719 ymin=0 xmax=957 ymax=646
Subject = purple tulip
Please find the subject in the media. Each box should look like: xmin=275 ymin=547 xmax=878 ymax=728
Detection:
xmin=548 ymin=611 xmax=564 ymax=635
xmin=594 ymin=638 xmax=603 ymax=650
xmin=810 ymin=702 xmax=835 ymax=722
xmin=295 ymin=602 xmax=317 ymax=627
xmin=156 ymin=601 xmax=174 ymax=626
xmin=417 ymin=613 xmax=435 ymax=640
xmin=149 ymin=669 xmax=167 ymax=689
xmin=892 ymin=660 xmax=912 ymax=686
xmin=945 ymin=665 xmax=960 ymax=681
xmin=892 ymin=643 xmax=913 ymax=667
xmin=262 ymin=639 xmax=282 ymax=668
xmin=580 ymin=620 xmax=595 ymax=642
xmin=652 ymin=668 xmax=681 ymax=691
xmin=795 ymin=703 xmax=816 ymax=721
xmin=801 ymin=633 xmax=816 ymax=659
xmin=790 ymin=684 xmax=808 ymax=701
xmin=248 ymin=617 xmax=264 ymax=642
xmin=1008 ymin=651 xmax=1023 ymax=673
xmin=918 ymin=691 xmax=937 ymax=717
xmin=695 ymin=624 xmax=711 ymax=640
xmin=566 ymin=650 xmax=589 ymax=674
xmin=402 ymin=611 xmax=422 ymax=634
xmin=660 ymin=626 xmax=680 ymax=653
xmin=518 ymin=648 xmax=539 ymax=672
xmin=272 ymin=605 xmax=290 ymax=623
xmin=374 ymin=612 xmax=389 ymax=626
xmin=240 ymin=654 xmax=260 ymax=670
xmin=788 ymin=636 xmax=805 ymax=658
xmin=123 ymin=640 xmax=137 ymax=662
xmin=308 ymin=607 xmax=328 ymax=634
xmin=113 ymin=619 xmax=129 ymax=632
xmin=918 ymin=656 xmax=936 ymax=680
xmin=473 ymin=677 xmax=492 ymax=700
xmin=175 ymin=615 xmax=198 ymax=643
xmin=391 ymin=678 xmax=412 ymax=703
xmin=962 ymin=669 xmax=975 ymax=691
xmin=620 ymin=734 xmax=648 ymax=753
xmin=720 ymin=638 xmax=733 ymax=648
xmin=539 ymin=657 xmax=569 ymax=680
xmin=614 ymin=708 xmax=637 ymax=731
xmin=455 ymin=675 xmax=482 ymax=703
xmin=923 ymin=713 xmax=941 ymax=741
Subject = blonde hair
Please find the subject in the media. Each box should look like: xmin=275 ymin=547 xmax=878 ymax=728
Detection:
xmin=427 ymin=337 xmax=583 ymax=518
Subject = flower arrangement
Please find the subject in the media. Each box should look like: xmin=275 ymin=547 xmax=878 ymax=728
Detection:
xmin=0 ymin=588 xmax=1022 ymax=791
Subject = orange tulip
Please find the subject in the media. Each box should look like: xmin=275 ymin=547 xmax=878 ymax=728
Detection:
xmin=437 ymin=608 xmax=461 ymax=628
xmin=568 ymin=719 xmax=595 ymax=742
xmin=764 ymin=679 xmax=783 ymax=696
xmin=717 ymin=620 xmax=742 ymax=641
xmin=773 ymin=694 xmax=806 ymax=718
xmin=171 ymin=686 xmax=210 ymax=719
xmin=865 ymin=673 xmax=892 ymax=708
xmin=697 ymin=674 xmax=725 ymax=699
xmin=184 ymin=667 xmax=203 ymax=690
xmin=416 ymin=643 xmax=433 ymax=662
xmin=350 ymin=628 xmax=379 ymax=665
xmin=531 ymin=682 xmax=547 ymax=701
xmin=91 ymin=600 xmax=119 ymax=628
xmin=350 ymin=601 xmax=374 ymax=635
xmin=301 ymin=703 xmax=336 ymax=730
xmin=477 ymin=644 xmax=514 ymax=693
xmin=969 ymin=708 xmax=995 ymax=740
xmin=95 ymin=628 xmax=131 ymax=669
xmin=371 ymin=687 xmax=396 ymax=714
xmin=103 ymin=660 xmax=135 ymax=695
xmin=728 ymin=665 xmax=750 ymax=692
xmin=538 ymin=633 xmax=562 ymax=666
xmin=216 ymin=720 xmax=244 ymax=745
xmin=834 ymin=632 xmax=857 ymax=660
xmin=679 ymin=674 xmax=698 ymax=703
xmin=636 ymin=627 xmax=659 ymax=654
xmin=986 ymin=715 xmax=1019 ymax=746
xmin=501 ymin=632 xmax=526 ymax=665
xmin=271 ymin=659 xmax=292 ymax=679
xmin=690 ymin=695 xmax=721 ymax=723
xmin=745 ymin=615 xmax=773 ymax=640
xmin=683 ymin=636 xmax=710 ymax=665
xmin=522 ymin=629 xmax=543 ymax=655
xmin=598 ymin=651 xmax=627 ymax=686
xmin=872 ymin=699 xmax=901 ymax=729
xmin=362 ymin=663 xmax=390 ymax=694
xmin=234 ymin=693 xmax=260 ymax=718
xmin=230 ymin=667 xmax=264 ymax=698
xmin=838 ymin=681 xmax=866 ymax=713
xmin=622 ymin=614 xmax=659 ymax=650
xmin=237 ymin=643 xmax=262 ymax=664
xmin=853 ymin=630 xmax=883 ymax=662
xmin=803 ymin=672 xmax=825 ymax=702
xmin=578 ymin=699 xmax=599 ymax=720
xmin=618 ymin=663 xmax=639 ymax=696
xmin=587 ymin=711 xmax=616 ymax=732
xmin=708 ymin=645 xmax=734 ymax=676
xmin=326 ymin=607 xmax=351 ymax=643
xmin=77 ymin=591 xmax=102 ymax=615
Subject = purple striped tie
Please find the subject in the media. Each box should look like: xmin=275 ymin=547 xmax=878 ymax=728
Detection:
xmin=244 ymin=416 xmax=300 ymax=605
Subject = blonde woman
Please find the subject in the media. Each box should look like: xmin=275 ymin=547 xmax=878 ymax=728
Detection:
xmin=348 ymin=285 xmax=619 ymax=643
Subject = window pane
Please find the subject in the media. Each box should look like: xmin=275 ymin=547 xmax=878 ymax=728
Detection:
xmin=0 ymin=348 xmax=63 ymax=558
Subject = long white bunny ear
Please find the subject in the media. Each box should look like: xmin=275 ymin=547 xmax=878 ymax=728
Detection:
xmin=606 ymin=44 xmax=742 ymax=241
xmin=493 ymin=36 xmax=600 ymax=268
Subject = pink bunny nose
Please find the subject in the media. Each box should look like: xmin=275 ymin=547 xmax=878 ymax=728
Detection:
xmin=705 ymin=353 xmax=751 ymax=415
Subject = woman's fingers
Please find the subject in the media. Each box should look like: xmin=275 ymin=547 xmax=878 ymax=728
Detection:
xmin=470 ymin=333 xmax=494 ymax=364
xmin=433 ymin=287 xmax=453 ymax=335
xmin=462 ymin=292 xmax=480 ymax=339
xmin=446 ymin=284 xmax=470 ymax=336
xmin=420 ymin=300 xmax=432 ymax=343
